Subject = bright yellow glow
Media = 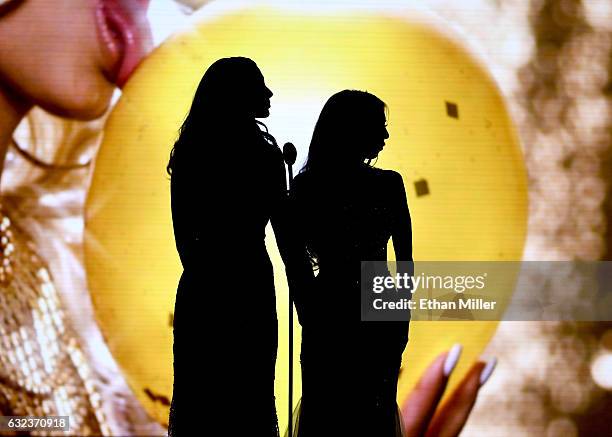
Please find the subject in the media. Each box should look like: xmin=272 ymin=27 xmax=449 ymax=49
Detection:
xmin=85 ymin=5 xmax=527 ymax=431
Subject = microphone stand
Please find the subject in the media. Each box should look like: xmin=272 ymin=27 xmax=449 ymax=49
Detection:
xmin=282 ymin=142 xmax=297 ymax=437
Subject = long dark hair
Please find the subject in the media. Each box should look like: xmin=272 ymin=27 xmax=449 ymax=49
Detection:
xmin=166 ymin=57 xmax=275 ymax=177
xmin=300 ymin=90 xmax=387 ymax=174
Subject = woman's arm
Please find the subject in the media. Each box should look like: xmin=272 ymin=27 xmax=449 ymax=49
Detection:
xmin=390 ymin=171 xmax=413 ymax=262
xmin=270 ymin=156 xmax=314 ymax=326
xmin=170 ymin=172 xmax=201 ymax=271
xmin=389 ymin=170 xmax=414 ymax=297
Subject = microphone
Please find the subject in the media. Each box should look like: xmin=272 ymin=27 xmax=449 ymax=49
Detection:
xmin=283 ymin=142 xmax=297 ymax=189
xmin=282 ymin=141 xmax=297 ymax=437
xmin=283 ymin=142 xmax=297 ymax=166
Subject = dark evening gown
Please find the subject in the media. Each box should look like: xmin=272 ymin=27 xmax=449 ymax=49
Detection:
xmin=291 ymin=164 xmax=411 ymax=436
xmin=168 ymin=124 xmax=287 ymax=436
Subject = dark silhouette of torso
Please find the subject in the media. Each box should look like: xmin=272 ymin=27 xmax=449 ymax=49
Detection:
xmin=292 ymin=164 xmax=410 ymax=436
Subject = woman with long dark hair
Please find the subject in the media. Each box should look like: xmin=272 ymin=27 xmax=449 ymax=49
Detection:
xmin=292 ymin=90 xmax=412 ymax=436
xmin=166 ymin=57 xmax=307 ymax=436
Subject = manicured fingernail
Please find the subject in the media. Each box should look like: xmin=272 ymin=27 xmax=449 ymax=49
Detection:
xmin=443 ymin=343 xmax=462 ymax=377
xmin=479 ymin=357 xmax=497 ymax=387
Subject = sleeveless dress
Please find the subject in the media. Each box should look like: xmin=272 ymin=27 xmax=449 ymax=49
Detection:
xmin=291 ymin=165 xmax=411 ymax=436
xmin=168 ymin=125 xmax=285 ymax=436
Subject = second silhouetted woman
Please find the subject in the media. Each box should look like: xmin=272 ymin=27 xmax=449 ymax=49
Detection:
xmin=292 ymin=90 xmax=412 ymax=436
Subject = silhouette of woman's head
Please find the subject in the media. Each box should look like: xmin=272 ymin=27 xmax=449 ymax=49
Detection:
xmin=189 ymin=57 xmax=273 ymax=121
xmin=166 ymin=57 xmax=273 ymax=176
xmin=302 ymin=90 xmax=389 ymax=173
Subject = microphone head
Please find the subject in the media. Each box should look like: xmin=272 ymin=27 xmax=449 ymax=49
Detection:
xmin=283 ymin=142 xmax=297 ymax=166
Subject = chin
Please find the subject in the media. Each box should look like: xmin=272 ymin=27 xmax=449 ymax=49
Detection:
xmin=42 ymin=75 xmax=115 ymax=121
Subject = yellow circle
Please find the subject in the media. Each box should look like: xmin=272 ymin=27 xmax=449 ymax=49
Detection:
xmin=85 ymin=5 xmax=527 ymax=430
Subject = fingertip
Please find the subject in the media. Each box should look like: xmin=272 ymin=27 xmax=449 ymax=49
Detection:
xmin=478 ymin=357 xmax=497 ymax=387
xmin=443 ymin=343 xmax=463 ymax=377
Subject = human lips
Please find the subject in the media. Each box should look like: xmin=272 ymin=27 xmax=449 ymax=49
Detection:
xmin=95 ymin=0 xmax=153 ymax=89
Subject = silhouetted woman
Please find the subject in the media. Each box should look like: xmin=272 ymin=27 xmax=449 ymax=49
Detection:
xmin=292 ymin=90 xmax=412 ymax=436
xmin=166 ymin=57 xmax=305 ymax=436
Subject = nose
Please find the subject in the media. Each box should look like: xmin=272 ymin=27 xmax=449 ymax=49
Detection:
xmin=384 ymin=127 xmax=389 ymax=139
xmin=266 ymin=86 xmax=273 ymax=98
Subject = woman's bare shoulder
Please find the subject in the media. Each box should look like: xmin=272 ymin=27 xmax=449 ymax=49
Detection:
xmin=293 ymin=169 xmax=311 ymax=183
xmin=366 ymin=167 xmax=404 ymax=186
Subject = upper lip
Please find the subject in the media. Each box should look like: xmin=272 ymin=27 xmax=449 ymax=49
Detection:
xmin=96 ymin=0 xmax=153 ymax=88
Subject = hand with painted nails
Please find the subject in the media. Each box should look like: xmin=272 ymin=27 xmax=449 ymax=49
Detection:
xmin=400 ymin=344 xmax=497 ymax=437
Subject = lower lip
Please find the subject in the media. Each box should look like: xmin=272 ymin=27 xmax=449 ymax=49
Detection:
xmin=95 ymin=0 xmax=152 ymax=88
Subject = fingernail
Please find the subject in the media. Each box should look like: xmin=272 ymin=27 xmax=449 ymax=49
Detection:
xmin=443 ymin=343 xmax=462 ymax=377
xmin=479 ymin=357 xmax=497 ymax=387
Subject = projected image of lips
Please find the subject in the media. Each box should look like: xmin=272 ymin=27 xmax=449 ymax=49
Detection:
xmin=95 ymin=0 xmax=153 ymax=88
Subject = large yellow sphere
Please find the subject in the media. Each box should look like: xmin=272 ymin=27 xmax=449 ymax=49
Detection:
xmin=84 ymin=4 xmax=527 ymax=431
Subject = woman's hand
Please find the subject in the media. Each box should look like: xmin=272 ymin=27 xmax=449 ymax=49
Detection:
xmin=401 ymin=344 xmax=497 ymax=437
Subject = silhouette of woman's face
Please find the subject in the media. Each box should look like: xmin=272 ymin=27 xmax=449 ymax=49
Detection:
xmin=361 ymin=108 xmax=389 ymax=160
xmin=248 ymin=69 xmax=273 ymax=119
